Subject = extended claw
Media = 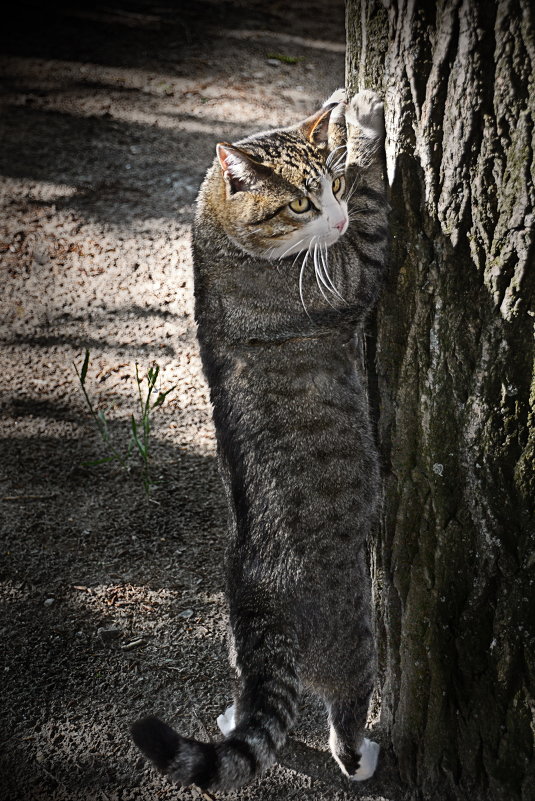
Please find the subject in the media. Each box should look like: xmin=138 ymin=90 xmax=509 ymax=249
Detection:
xmin=323 ymin=87 xmax=348 ymax=108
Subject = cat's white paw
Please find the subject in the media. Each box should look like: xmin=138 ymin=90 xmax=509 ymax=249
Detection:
xmin=330 ymin=730 xmax=380 ymax=782
xmin=351 ymin=738 xmax=380 ymax=782
xmin=346 ymin=90 xmax=385 ymax=138
xmin=216 ymin=704 xmax=236 ymax=736
xmin=323 ymin=88 xmax=347 ymax=108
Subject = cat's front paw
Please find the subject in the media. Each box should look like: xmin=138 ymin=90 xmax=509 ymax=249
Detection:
xmin=323 ymin=88 xmax=347 ymax=108
xmin=346 ymin=90 xmax=385 ymax=139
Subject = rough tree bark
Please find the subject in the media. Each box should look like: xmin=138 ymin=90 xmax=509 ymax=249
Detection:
xmin=346 ymin=2 xmax=534 ymax=800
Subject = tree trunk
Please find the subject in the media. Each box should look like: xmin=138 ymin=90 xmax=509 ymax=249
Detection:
xmin=346 ymin=2 xmax=534 ymax=800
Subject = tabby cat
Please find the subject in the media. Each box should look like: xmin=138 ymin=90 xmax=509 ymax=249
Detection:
xmin=132 ymin=88 xmax=388 ymax=791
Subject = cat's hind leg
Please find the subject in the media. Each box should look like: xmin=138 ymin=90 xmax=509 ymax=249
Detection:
xmin=327 ymin=696 xmax=380 ymax=781
xmin=216 ymin=630 xmax=241 ymax=736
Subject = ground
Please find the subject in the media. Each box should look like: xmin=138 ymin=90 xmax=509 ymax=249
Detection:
xmin=0 ymin=2 xmax=400 ymax=799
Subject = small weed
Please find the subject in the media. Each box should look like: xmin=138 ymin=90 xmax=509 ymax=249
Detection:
xmin=266 ymin=52 xmax=301 ymax=64
xmin=74 ymin=350 xmax=175 ymax=496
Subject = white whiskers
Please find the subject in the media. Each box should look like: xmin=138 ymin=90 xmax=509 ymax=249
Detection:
xmin=297 ymin=234 xmax=346 ymax=315
xmin=320 ymin=240 xmax=346 ymax=303
xmin=326 ymin=146 xmax=347 ymax=174
xmin=344 ymin=174 xmax=361 ymax=204
xmin=299 ymin=245 xmax=313 ymax=319
xmin=278 ymin=237 xmax=306 ymax=262
xmin=313 ymin=239 xmax=336 ymax=307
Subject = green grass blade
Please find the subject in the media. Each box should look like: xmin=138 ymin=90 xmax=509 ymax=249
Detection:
xmin=147 ymin=365 xmax=159 ymax=391
xmin=80 ymin=349 xmax=90 ymax=385
xmin=131 ymin=415 xmax=147 ymax=460
xmin=97 ymin=409 xmax=110 ymax=441
xmin=152 ymin=385 xmax=176 ymax=408
xmin=82 ymin=456 xmax=116 ymax=467
xmin=266 ymin=51 xmax=300 ymax=64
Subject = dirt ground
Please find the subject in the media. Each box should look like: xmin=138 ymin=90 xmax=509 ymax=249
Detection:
xmin=0 ymin=2 xmax=400 ymax=799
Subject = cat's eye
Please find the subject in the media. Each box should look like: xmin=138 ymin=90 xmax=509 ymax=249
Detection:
xmin=289 ymin=197 xmax=312 ymax=214
xmin=332 ymin=176 xmax=345 ymax=196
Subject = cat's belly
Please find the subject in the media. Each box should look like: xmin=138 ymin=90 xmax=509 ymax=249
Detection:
xmin=221 ymin=344 xmax=379 ymax=700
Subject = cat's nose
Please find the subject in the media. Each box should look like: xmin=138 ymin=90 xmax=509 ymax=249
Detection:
xmin=334 ymin=218 xmax=346 ymax=233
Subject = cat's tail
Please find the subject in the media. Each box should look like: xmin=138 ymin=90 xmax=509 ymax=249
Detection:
xmin=131 ymin=638 xmax=299 ymax=791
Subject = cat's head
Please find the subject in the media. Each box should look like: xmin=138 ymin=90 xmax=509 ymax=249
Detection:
xmin=208 ymin=104 xmax=348 ymax=260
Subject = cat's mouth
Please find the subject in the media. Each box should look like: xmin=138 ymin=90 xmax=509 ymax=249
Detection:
xmin=266 ymin=217 xmax=348 ymax=261
xmin=308 ymin=218 xmax=348 ymax=250
xmin=325 ymin=221 xmax=348 ymax=244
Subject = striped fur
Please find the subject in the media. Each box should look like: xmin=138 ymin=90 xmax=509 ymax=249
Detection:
xmin=132 ymin=90 xmax=388 ymax=790
xmin=131 ymin=642 xmax=298 ymax=790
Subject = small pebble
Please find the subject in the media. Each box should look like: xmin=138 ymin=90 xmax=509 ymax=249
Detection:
xmin=98 ymin=626 xmax=122 ymax=643
xmin=121 ymin=638 xmax=145 ymax=651
xmin=178 ymin=609 xmax=194 ymax=619
xmin=44 ymin=598 xmax=54 ymax=607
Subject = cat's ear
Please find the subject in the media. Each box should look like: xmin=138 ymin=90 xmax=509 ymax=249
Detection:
xmin=216 ymin=143 xmax=272 ymax=194
xmin=300 ymin=107 xmax=334 ymax=146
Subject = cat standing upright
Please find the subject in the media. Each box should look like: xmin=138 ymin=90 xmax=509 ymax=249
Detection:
xmin=132 ymin=88 xmax=389 ymax=791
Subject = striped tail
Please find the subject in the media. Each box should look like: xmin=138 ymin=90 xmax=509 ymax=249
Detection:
xmin=131 ymin=655 xmax=300 ymax=791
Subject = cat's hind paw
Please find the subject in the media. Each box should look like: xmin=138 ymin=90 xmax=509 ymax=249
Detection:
xmin=351 ymin=738 xmax=380 ymax=782
xmin=216 ymin=704 xmax=236 ymax=736
xmin=346 ymin=90 xmax=385 ymax=139
xmin=330 ymin=731 xmax=380 ymax=782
